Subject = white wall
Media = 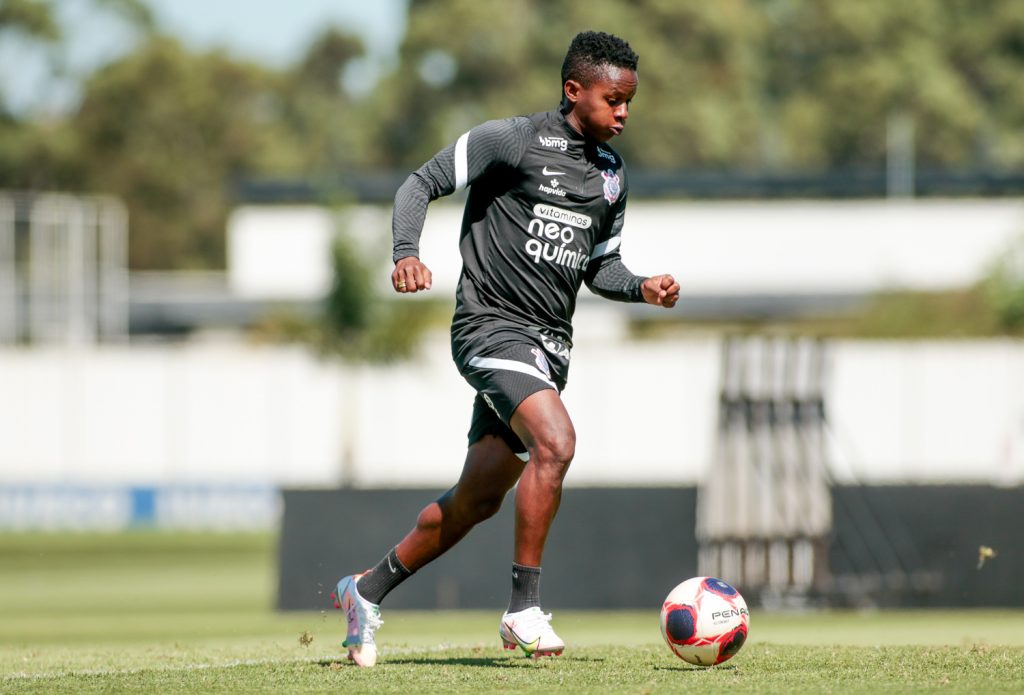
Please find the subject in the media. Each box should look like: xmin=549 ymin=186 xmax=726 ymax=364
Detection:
xmin=226 ymin=199 xmax=1024 ymax=301
xmin=827 ymin=340 xmax=1024 ymax=485
xmin=0 ymin=343 xmax=346 ymax=486
xmin=1 ymin=334 xmax=1023 ymax=487
xmin=383 ymin=198 xmax=1024 ymax=297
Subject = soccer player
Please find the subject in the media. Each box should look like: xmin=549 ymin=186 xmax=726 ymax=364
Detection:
xmin=332 ymin=30 xmax=679 ymax=667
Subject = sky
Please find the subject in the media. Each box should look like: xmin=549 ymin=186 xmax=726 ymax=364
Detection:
xmin=0 ymin=0 xmax=408 ymax=114
xmin=147 ymin=0 xmax=407 ymax=68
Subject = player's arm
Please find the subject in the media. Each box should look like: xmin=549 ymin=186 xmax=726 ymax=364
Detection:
xmin=585 ymin=194 xmax=679 ymax=308
xmin=391 ymin=117 xmax=534 ymax=293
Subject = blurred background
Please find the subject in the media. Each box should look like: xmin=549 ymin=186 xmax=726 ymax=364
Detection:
xmin=2 ymin=0 xmax=1024 ymax=618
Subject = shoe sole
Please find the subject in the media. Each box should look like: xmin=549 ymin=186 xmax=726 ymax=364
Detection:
xmin=500 ymin=631 xmax=564 ymax=658
xmin=331 ymin=576 xmax=376 ymax=666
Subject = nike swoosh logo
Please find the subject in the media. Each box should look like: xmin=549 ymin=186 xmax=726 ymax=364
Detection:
xmin=505 ymin=623 xmax=541 ymax=653
xmin=387 ymin=556 xmax=396 ymax=573
xmin=542 ymin=167 xmax=567 ymax=176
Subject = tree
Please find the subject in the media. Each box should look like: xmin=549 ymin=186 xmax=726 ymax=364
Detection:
xmin=71 ymin=37 xmax=285 ymax=268
xmin=370 ymin=0 xmax=1024 ymax=171
xmin=276 ymin=28 xmax=372 ymax=176
xmin=0 ymin=0 xmax=58 ymax=40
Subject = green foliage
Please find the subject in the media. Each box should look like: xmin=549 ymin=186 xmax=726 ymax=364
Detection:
xmin=324 ymin=231 xmax=374 ymax=342
xmin=633 ymin=284 xmax=1024 ymax=340
xmin=374 ymin=0 xmax=1024 ymax=171
xmin=5 ymin=1 xmax=1024 ymax=270
xmin=315 ymin=226 xmax=447 ymax=362
xmin=822 ymin=233 xmax=1024 ymax=338
xmin=91 ymin=0 xmax=156 ymax=33
xmin=0 ymin=0 xmax=59 ymax=41
xmin=69 ymin=37 xmax=280 ymax=268
xmin=983 ymin=234 xmax=1024 ymax=331
xmin=839 ymin=288 xmax=1004 ymax=338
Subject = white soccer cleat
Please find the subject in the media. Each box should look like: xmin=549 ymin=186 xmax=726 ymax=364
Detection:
xmin=330 ymin=573 xmax=383 ymax=667
xmin=499 ymin=606 xmax=565 ymax=657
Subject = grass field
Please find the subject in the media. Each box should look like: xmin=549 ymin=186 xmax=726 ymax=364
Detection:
xmin=1 ymin=533 xmax=1023 ymax=693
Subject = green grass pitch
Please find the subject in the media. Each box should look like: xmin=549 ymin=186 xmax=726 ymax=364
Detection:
xmin=1 ymin=533 xmax=1022 ymax=693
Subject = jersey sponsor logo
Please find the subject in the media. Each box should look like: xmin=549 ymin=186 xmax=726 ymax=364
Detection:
xmin=602 ymin=170 xmax=621 ymax=204
xmin=531 ymin=348 xmax=552 ymax=379
xmin=538 ymin=183 xmax=567 ymax=198
xmin=525 ymin=218 xmax=590 ymax=270
xmin=596 ymin=146 xmax=617 ymax=164
xmin=542 ymin=166 xmax=567 ymax=176
xmin=538 ymin=135 xmax=569 ymax=151
xmin=532 ymin=204 xmax=592 ymax=229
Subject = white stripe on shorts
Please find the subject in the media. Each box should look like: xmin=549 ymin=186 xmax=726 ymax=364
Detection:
xmin=454 ymin=131 xmax=470 ymax=191
xmin=467 ymin=355 xmax=556 ymax=390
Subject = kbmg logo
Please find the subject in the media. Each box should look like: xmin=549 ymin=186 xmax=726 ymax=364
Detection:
xmin=538 ymin=135 xmax=568 ymax=151
xmin=596 ymin=146 xmax=617 ymax=164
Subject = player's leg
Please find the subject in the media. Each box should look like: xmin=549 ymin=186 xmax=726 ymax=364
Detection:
xmin=393 ymin=433 xmax=526 ymax=571
xmin=498 ymin=388 xmax=574 ymax=657
xmin=333 ymin=432 xmax=524 ymax=667
xmin=508 ymin=389 xmax=575 ymax=567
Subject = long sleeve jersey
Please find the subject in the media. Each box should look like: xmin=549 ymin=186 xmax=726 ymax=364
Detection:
xmin=392 ymin=108 xmax=647 ymax=349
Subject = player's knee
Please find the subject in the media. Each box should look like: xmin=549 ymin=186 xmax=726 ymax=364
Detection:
xmin=445 ymin=487 xmax=505 ymax=526
xmin=531 ymin=428 xmax=575 ymax=475
xmin=471 ymin=492 xmax=505 ymax=523
xmin=415 ymin=502 xmax=444 ymax=532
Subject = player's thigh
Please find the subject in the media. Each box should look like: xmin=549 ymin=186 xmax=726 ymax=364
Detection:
xmin=509 ymin=389 xmax=575 ymax=460
xmin=451 ymin=434 xmax=526 ymax=504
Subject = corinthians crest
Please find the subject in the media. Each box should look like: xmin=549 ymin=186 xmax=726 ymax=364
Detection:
xmin=601 ymin=170 xmax=621 ymax=204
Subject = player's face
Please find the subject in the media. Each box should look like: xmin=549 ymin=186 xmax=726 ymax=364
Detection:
xmin=564 ymin=66 xmax=638 ymax=142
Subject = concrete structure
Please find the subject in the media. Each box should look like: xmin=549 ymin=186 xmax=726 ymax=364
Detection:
xmin=1 ymin=334 xmax=1022 ymax=489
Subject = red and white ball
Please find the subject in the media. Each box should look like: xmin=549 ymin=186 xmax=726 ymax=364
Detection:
xmin=659 ymin=576 xmax=749 ymax=666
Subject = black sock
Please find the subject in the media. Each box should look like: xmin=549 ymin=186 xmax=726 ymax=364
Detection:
xmin=357 ymin=547 xmax=413 ymax=605
xmin=507 ymin=562 xmax=541 ymax=613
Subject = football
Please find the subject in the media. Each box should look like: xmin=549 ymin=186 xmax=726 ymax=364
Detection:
xmin=659 ymin=576 xmax=749 ymax=666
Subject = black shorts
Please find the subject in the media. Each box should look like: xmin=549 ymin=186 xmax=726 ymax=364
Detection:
xmin=455 ymin=328 xmax=571 ymax=456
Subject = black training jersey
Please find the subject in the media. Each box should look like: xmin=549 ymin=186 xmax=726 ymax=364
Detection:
xmin=392 ymin=108 xmax=646 ymax=355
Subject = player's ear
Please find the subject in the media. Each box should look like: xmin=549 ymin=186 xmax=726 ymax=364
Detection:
xmin=563 ymin=79 xmax=583 ymax=106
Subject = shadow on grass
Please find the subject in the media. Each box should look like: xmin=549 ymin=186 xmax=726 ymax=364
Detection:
xmin=319 ymin=655 xmax=606 ymax=669
xmin=653 ymin=663 xmax=737 ymax=672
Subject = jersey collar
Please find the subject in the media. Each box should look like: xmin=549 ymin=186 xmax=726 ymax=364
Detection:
xmin=553 ymin=108 xmax=588 ymax=149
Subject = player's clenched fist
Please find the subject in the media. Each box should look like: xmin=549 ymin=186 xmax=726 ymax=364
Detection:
xmin=641 ymin=274 xmax=680 ymax=308
xmin=393 ymin=256 xmax=433 ymax=293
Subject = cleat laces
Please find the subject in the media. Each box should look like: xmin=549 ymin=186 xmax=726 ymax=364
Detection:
xmin=508 ymin=606 xmax=556 ymax=642
xmin=358 ymin=604 xmax=384 ymax=645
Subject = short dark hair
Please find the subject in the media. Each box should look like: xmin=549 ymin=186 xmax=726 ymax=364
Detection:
xmin=561 ymin=31 xmax=639 ymax=89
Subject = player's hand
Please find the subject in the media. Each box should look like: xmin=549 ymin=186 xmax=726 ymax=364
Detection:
xmin=392 ymin=256 xmax=432 ymax=293
xmin=641 ymin=274 xmax=680 ymax=308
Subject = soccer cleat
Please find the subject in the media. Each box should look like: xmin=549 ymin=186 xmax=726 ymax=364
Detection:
xmin=330 ymin=573 xmax=383 ymax=667
xmin=499 ymin=606 xmax=565 ymax=657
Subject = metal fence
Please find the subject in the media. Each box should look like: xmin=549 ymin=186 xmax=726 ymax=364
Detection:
xmin=0 ymin=191 xmax=128 ymax=345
